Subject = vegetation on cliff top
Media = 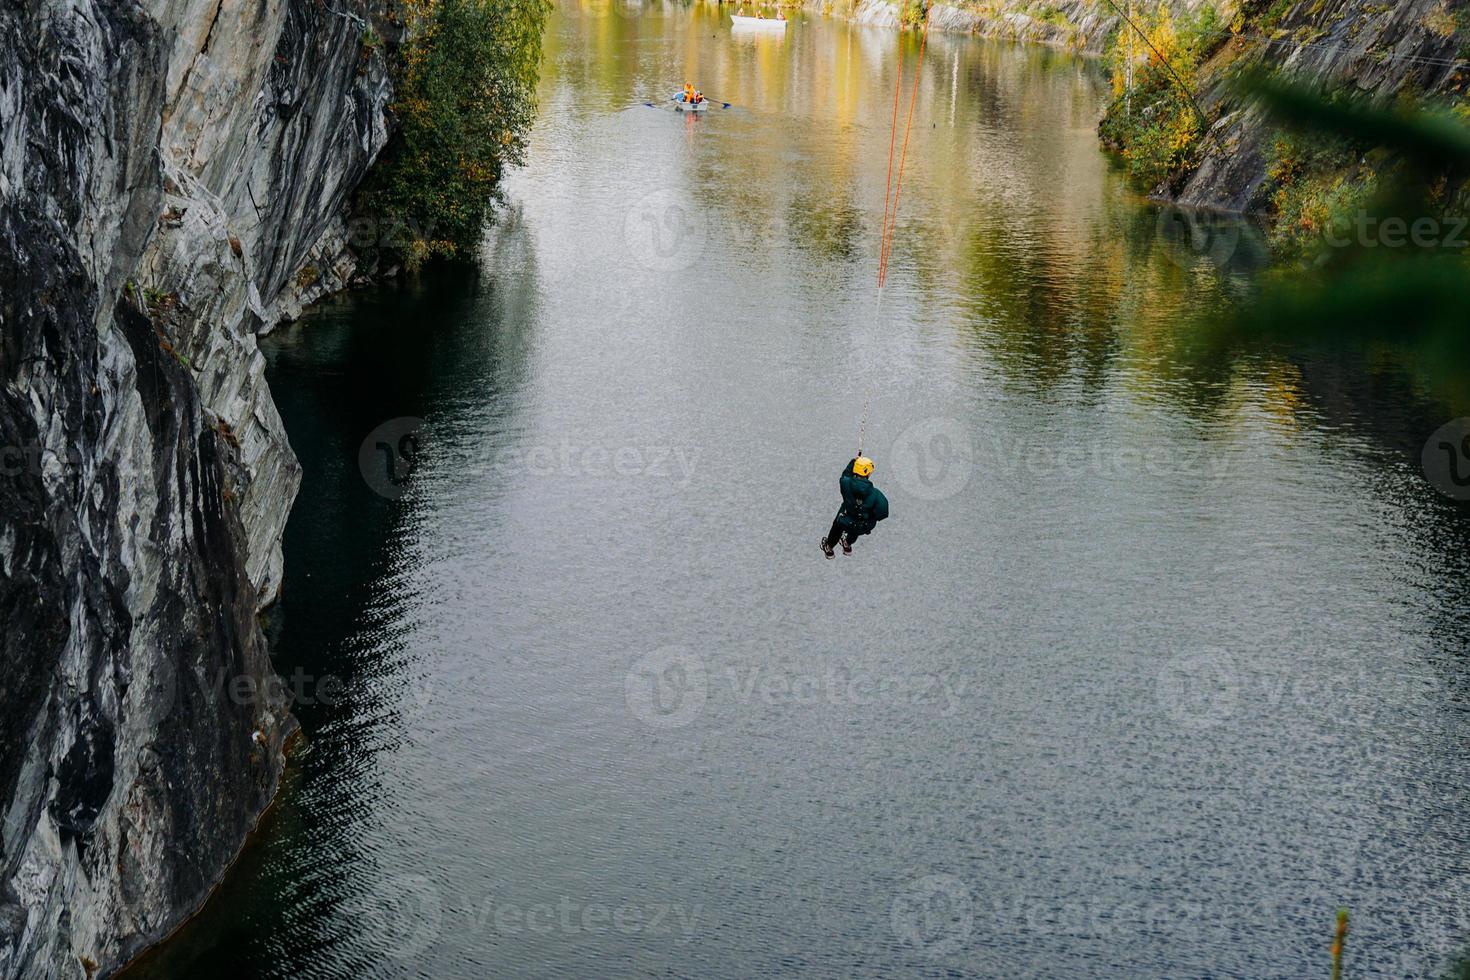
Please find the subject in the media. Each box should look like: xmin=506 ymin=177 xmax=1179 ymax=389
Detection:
xmin=361 ymin=0 xmax=550 ymax=269
xmin=1097 ymin=2 xmax=1224 ymax=190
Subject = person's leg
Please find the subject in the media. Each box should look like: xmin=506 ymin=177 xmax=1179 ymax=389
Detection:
xmin=825 ymin=516 xmax=845 ymax=548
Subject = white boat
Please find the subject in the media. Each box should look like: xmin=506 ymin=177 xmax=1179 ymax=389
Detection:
xmin=672 ymin=95 xmax=709 ymax=111
xmin=731 ymin=13 xmax=787 ymax=29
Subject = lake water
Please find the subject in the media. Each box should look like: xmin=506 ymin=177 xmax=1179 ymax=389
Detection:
xmin=130 ymin=4 xmax=1470 ymax=977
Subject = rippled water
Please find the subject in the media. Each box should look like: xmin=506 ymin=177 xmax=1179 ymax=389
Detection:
xmin=130 ymin=5 xmax=1470 ymax=978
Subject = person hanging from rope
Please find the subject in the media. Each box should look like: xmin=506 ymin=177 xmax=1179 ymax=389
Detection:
xmin=818 ymin=7 xmax=917 ymax=562
xmin=821 ymin=456 xmax=889 ymax=559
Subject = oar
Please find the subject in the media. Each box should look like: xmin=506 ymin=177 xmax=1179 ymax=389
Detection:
xmin=666 ymin=97 xmax=734 ymax=109
xmin=642 ymin=95 xmax=732 ymax=110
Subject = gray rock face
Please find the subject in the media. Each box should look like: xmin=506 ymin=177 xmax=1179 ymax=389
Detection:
xmin=1171 ymin=0 xmax=1467 ymax=212
xmin=0 ymin=0 xmax=391 ymax=976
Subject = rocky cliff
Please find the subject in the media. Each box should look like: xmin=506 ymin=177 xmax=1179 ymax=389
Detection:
xmin=0 ymin=0 xmax=391 ymax=976
xmin=1171 ymin=0 xmax=1469 ymax=212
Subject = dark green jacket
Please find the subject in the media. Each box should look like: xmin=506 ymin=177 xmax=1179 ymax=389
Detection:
xmin=837 ymin=458 xmax=889 ymax=533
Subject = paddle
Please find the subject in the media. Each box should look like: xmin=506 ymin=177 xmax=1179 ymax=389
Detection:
xmin=644 ymin=95 xmax=732 ymax=110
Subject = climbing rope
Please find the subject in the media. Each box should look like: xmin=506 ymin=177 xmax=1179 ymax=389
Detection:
xmin=856 ymin=285 xmax=882 ymax=455
xmin=878 ymin=36 xmax=906 ymax=289
xmin=879 ymin=7 xmax=932 ymax=287
xmin=860 ymin=9 xmax=932 ymax=456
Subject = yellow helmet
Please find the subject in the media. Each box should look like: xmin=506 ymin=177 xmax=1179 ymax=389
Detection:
xmin=853 ymin=456 xmax=874 ymax=477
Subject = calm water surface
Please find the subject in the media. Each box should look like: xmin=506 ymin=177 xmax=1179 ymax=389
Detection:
xmin=134 ymin=5 xmax=1470 ymax=977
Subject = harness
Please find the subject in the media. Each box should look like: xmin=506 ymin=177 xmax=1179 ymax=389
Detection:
xmin=841 ymin=483 xmax=874 ymax=528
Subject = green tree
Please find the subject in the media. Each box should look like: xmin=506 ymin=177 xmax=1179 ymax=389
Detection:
xmin=365 ymin=0 xmax=550 ymax=268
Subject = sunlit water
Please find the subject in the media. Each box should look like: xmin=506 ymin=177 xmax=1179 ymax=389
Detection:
xmin=130 ymin=5 xmax=1470 ymax=978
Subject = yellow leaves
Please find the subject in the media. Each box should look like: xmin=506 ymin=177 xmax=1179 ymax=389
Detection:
xmin=1297 ymin=197 xmax=1328 ymax=234
xmin=396 ymin=97 xmax=433 ymax=118
xmin=458 ymin=158 xmax=498 ymax=184
xmin=1421 ymin=4 xmax=1457 ymax=38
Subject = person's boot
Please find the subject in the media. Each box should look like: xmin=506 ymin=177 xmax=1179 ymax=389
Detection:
xmin=840 ymin=533 xmax=853 ymax=556
xmin=821 ymin=537 xmax=835 ymax=559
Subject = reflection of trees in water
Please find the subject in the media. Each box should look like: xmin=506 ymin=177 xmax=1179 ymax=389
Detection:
xmin=899 ymin=177 xmax=1261 ymax=423
xmin=787 ymin=194 xmax=862 ymax=260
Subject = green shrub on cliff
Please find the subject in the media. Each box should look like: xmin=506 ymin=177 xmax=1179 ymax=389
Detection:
xmin=364 ymin=0 xmax=549 ymax=269
xmin=1097 ymin=3 xmax=1224 ymax=190
xmin=1262 ymin=129 xmax=1373 ymax=258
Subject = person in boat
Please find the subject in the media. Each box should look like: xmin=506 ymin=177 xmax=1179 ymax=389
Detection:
xmin=821 ymin=456 xmax=888 ymax=558
xmin=683 ymin=82 xmax=696 ymax=103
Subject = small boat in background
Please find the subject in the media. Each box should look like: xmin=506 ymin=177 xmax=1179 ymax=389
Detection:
xmin=673 ymin=94 xmax=709 ymax=112
xmin=731 ymin=13 xmax=787 ymax=29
